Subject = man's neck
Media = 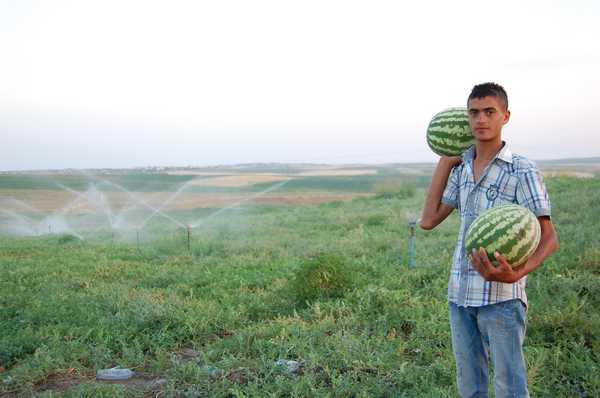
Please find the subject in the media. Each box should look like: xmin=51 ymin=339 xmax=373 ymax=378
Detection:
xmin=474 ymin=139 xmax=504 ymax=165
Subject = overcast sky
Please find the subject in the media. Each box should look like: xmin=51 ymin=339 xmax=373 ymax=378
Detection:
xmin=1 ymin=0 xmax=599 ymax=171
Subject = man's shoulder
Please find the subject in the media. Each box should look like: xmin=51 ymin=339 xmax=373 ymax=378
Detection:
xmin=508 ymin=153 xmax=539 ymax=174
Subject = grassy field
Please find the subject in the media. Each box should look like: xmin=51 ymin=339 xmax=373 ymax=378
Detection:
xmin=0 ymin=170 xmax=599 ymax=397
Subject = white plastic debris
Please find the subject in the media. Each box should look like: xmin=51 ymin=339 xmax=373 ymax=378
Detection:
xmin=96 ymin=367 xmax=135 ymax=381
xmin=203 ymin=366 xmax=225 ymax=379
xmin=275 ymin=359 xmax=302 ymax=374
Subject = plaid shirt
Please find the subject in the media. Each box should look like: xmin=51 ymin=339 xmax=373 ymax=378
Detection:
xmin=441 ymin=142 xmax=551 ymax=308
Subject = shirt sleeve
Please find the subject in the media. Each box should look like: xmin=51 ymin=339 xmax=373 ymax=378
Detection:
xmin=441 ymin=165 xmax=460 ymax=209
xmin=516 ymin=165 xmax=551 ymax=217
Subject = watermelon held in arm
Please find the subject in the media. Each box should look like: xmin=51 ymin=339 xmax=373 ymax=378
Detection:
xmin=465 ymin=204 xmax=541 ymax=268
xmin=426 ymin=107 xmax=474 ymax=157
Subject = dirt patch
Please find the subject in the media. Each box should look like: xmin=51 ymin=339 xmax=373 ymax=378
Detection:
xmin=542 ymin=170 xmax=595 ymax=178
xmin=190 ymin=174 xmax=293 ymax=187
xmin=0 ymin=190 xmax=134 ymax=214
xmin=0 ymin=190 xmax=367 ymax=215
xmin=165 ymin=171 xmax=234 ymax=176
xmin=295 ymin=168 xmax=377 ymax=176
xmin=396 ymin=166 xmax=432 ymax=175
xmin=25 ymin=369 xmax=167 ymax=396
xmin=226 ymin=368 xmax=252 ymax=385
xmin=251 ymin=193 xmax=370 ymax=205
xmin=33 ymin=370 xmax=87 ymax=394
xmin=177 ymin=347 xmax=202 ymax=362
xmin=164 ymin=167 xmax=380 ymax=177
xmin=94 ymin=373 xmax=167 ymax=391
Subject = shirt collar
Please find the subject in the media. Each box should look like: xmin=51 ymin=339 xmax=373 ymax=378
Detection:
xmin=463 ymin=145 xmax=476 ymax=162
xmin=463 ymin=141 xmax=513 ymax=164
xmin=497 ymin=141 xmax=513 ymax=163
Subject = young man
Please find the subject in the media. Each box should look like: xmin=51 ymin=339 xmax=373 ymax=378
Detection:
xmin=420 ymin=82 xmax=559 ymax=398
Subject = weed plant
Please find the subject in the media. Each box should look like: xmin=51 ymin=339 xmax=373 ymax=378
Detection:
xmin=291 ymin=254 xmax=353 ymax=303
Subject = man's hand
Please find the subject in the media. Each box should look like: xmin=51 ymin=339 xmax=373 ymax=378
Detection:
xmin=469 ymin=248 xmax=524 ymax=283
xmin=442 ymin=155 xmax=463 ymax=168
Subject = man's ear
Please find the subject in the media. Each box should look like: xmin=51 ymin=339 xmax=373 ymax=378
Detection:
xmin=503 ymin=109 xmax=511 ymax=125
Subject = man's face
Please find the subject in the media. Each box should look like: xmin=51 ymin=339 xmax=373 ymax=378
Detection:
xmin=467 ymin=96 xmax=510 ymax=143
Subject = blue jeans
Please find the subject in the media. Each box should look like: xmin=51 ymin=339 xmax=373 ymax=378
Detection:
xmin=449 ymin=300 xmax=529 ymax=398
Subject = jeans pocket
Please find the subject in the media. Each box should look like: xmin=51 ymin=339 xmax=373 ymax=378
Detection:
xmin=495 ymin=299 xmax=526 ymax=333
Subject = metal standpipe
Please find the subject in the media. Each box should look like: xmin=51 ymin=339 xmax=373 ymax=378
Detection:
xmin=186 ymin=225 xmax=191 ymax=252
xmin=408 ymin=220 xmax=417 ymax=268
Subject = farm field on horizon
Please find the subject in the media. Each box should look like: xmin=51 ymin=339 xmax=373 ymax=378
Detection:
xmin=0 ymin=163 xmax=435 ymax=242
xmin=1 ymin=161 xmax=599 ymax=397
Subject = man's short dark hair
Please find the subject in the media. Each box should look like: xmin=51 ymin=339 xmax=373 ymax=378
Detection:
xmin=468 ymin=82 xmax=508 ymax=111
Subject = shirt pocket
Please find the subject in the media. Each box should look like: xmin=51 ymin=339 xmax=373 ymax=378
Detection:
xmin=497 ymin=174 xmax=519 ymax=204
xmin=481 ymin=174 xmax=519 ymax=209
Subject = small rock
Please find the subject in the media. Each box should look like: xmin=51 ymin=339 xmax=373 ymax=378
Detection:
xmin=179 ymin=348 xmax=201 ymax=362
xmin=226 ymin=368 xmax=248 ymax=384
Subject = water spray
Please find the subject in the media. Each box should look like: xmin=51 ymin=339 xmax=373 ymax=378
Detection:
xmin=139 ymin=178 xmax=198 ymax=229
xmin=0 ymin=208 xmax=40 ymax=236
xmin=91 ymin=177 xmax=186 ymax=228
xmin=189 ymin=180 xmax=289 ymax=228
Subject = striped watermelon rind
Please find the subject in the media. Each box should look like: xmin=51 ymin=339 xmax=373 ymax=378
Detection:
xmin=465 ymin=204 xmax=541 ymax=268
xmin=426 ymin=107 xmax=474 ymax=157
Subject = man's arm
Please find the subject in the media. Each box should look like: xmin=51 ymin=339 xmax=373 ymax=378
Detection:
xmin=470 ymin=216 xmax=559 ymax=283
xmin=420 ymin=156 xmax=462 ymax=230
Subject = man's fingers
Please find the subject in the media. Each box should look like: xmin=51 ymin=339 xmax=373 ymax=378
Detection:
xmin=470 ymin=248 xmax=491 ymax=277
xmin=478 ymin=248 xmax=493 ymax=267
xmin=470 ymin=249 xmax=481 ymax=266
xmin=470 ymin=249 xmax=519 ymax=283
xmin=494 ymin=251 xmax=512 ymax=271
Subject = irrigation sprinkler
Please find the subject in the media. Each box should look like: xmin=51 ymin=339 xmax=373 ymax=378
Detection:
xmin=186 ymin=224 xmax=192 ymax=252
xmin=408 ymin=220 xmax=417 ymax=268
xmin=136 ymin=229 xmax=141 ymax=250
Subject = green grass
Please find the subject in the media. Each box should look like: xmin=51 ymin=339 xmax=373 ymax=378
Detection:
xmin=0 ymin=177 xmax=599 ymax=397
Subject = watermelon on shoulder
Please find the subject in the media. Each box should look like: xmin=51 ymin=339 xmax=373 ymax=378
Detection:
xmin=426 ymin=107 xmax=474 ymax=157
xmin=465 ymin=204 xmax=541 ymax=268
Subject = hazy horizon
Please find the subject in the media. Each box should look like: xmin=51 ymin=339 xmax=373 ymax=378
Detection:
xmin=2 ymin=1 xmax=599 ymax=171
xmin=3 ymin=152 xmax=600 ymax=173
